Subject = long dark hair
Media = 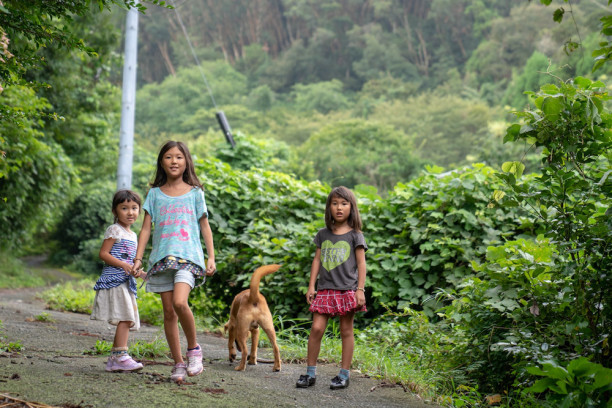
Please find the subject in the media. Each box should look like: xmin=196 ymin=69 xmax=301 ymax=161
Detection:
xmin=324 ymin=186 xmax=362 ymax=232
xmin=112 ymin=189 xmax=142 ymax=223
xmin=150 ymin=141 xmax=202 ymax=188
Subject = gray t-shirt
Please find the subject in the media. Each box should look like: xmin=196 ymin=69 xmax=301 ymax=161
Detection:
xmin=313 ymin=228 xmax=367 ymax=291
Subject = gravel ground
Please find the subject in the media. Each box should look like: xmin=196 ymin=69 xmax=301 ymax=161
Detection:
xmin=0 ymin=282 xmax=437 ymax=407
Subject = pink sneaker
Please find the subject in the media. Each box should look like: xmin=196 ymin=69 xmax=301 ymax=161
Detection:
xmin=186 ymin=346 xmax=203 ymax=376
xmin=171 ymin=362 xmax=188 ymax=382
xmin=105 ymin=355 xmax=144 ymax=372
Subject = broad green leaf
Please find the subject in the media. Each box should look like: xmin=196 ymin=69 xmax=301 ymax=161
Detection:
xmin=574 ymin=76 xmax=592 ymax=89
xmin=541 ymin=84 xmax=560 ymax=94
xmin=504 ymin=124 xmax=521 ymax=143
xmin=542 ymin=97 xmax=563 ymax=120
xmin=492 ymin=190 xmax=506 ymax=201
xmin=501 ymin=161 xmax=526 ymax=179
xmin=524 ymin=377 xmax=557 ymax=393
xmin=553 ymin=7 xmax=564 ymax=22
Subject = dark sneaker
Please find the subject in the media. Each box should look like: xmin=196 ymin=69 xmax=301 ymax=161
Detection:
xmin=296 ymin=374 xmax=316 ymax=388
xmin=330 ymin=375 xmax=349 ymax=390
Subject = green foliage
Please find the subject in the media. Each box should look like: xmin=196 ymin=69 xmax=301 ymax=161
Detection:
xmin=593 ymin=12 xmax=612 ymax=72
xmin=212 ymin=132 xmax=291 ymax=173
xmin=349 ymin=24 xmax=419 ymax=82
xmin=364 ymin=164 xmax=533 ymax=317
xmin=0 ymin=85 xmax=78 ymax=251
xmin=135 ymin=64 xmax=248 ymax=136
xmin=85 ymin=337 xmax=169 ymax=359
xmin=372 ymin=93 xmax=504 ymax=169
xmin=297 ymin=119 xmax=425 ymax=191
xmin=540 ymin=0 xmax=612 ymax=74
xmin=86 ymin=339 xmax=112 ymax=355
xmin=524 ymin=358 xmax=612 ymax=408
xmin=0 ymin=0 xmax=152 ymax=124
xmin=34 ymin=312 xmax=55 ymax=323
xmin=125 ymin=336 xmax=170 ymax=359
xmin=291 ymin=80 xmax=351 ymax=114
xmin=440 ymin=74 xmax=611 ymax=400
xmin=0 ymin=321 xmax=23 ymax=353
xmin=135 ymin=291 xmax=164 ymax=326
xmin=439 ymin=237 xmax=559 ymax=390
xmin=358 ymin=75 xmax=421 ymax=104
xmin=0 ymin=252 xmax=45 ymax=288
xmin=49 ymin=179 xmax=115 ymax=270
xmin=503 ymin=51 xmax=555 ymax=109
xmin=0 ymin=339 xmax=23 ymax=353
xmin=499 ymin=76 xmax=612 ymax=365
xmin=465 ymin=4 xmax=557 ymax=87
xmin=188 ymin=288 xmax=226 ymax=329
xmin=356 ymin=307 xmax=448 ymax=382
xmin=246 ymin=85 xmax=276 ymax=111
xmin=40 ymin=280 xmax=96 ymax=314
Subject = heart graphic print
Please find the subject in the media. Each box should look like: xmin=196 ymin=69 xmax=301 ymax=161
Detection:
xmin=320 ymin=240 xmax=350 ymax=271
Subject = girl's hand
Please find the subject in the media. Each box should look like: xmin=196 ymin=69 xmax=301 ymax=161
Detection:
xmin=355 ymin=289 xmax=366 ymax=308
xmin=121 ymin=262 xmax=133 ymax=275
xmin=205 ymin=258 xmax=216 ymax=277
xmin=131 ymin=259 xmax=142 ymax=274
xmin=133 ymin=268 xmax=145 ymax=279
xmin=306 ymin=288 xmax=317 ymax=305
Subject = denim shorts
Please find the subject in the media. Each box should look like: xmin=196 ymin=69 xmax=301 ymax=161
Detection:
xmin=145 ymin=268 xmax=196 ymax=293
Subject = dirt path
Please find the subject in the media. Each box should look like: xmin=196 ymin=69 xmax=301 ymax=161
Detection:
xmin=0 ymin=265 xmax=436 ymax=408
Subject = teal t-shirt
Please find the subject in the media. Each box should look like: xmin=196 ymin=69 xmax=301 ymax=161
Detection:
xmin=143 ymin=187 xmax=208 ymax=271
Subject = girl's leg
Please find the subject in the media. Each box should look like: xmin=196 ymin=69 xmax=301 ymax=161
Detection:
xmin=160 ymin=290 xmax=183 ymax=364
xmin=307 ymin=312 xmax=329 ymax=366
xmin=338 ymin=312 xmax=355 ymax=370
xmin=107 ymin=321 xmax=143 ymax=372
xmin=112 ymin=321 xmax=131 ymax=348
xmin=171 ymin=282 xmax=197 ymax=349
xmin=172 ymin=282 xmax=203 ymax=377
xmin=297 ymin=312 xmax=328 ymax=387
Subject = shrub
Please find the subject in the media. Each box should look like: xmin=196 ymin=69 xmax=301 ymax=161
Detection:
xmin=50 ymin=179 xmax=115 ymax=271
xmin=363 ymin=164 xmax=534 ymax=317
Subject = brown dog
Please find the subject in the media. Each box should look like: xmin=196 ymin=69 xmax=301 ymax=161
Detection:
xmin=224 ymin=264 xmax=282 ymax=372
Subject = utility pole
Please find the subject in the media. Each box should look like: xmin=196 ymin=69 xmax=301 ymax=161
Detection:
xmin=116 ymin=1 xmax=139 ymax=190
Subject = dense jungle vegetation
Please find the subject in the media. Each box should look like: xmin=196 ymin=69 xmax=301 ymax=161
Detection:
xmin=1 ymin=0 xmax=611 ymax=406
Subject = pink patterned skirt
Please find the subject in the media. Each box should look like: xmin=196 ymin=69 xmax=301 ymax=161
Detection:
xmin=309 ymin=289 xmax=367 ymax=316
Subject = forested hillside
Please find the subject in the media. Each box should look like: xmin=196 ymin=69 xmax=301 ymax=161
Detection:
xmin=1 ymin=1 xmax=611 ymax=407
xmin=131 ymin=0 xmax=611 ymax=183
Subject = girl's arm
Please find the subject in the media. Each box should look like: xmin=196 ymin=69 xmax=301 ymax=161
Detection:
xmin=99 ymin=239 xmax=132 ymax=275
xmin=306 ymin=247 xmax=321 ymax=304
xmin=199 ymin=216 xmax=216 ymax=276
xmin=354 ymin=246 xmax=367 ymax=307
xmin=132 ymin=212 xmax=152 ymax=274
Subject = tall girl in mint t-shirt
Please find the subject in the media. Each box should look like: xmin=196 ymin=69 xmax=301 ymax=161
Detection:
xmin=132 ymin=141 xmax=216 ymax=383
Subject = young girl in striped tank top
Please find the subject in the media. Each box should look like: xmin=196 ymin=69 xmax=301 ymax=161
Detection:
xmin=91 ymin=189 xmax=146 ymax=372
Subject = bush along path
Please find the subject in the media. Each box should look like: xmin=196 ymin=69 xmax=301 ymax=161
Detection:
xmin=0 ymin=285 xmax=434 ymax=408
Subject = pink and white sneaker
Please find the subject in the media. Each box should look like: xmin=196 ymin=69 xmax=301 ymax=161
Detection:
xmin=171 ymin=362 xmax=188 ymax=383
xmin=186 ymin=346 xmax=203 ymax=376
xmin=105 ymin=355 xmax=144 ymax=372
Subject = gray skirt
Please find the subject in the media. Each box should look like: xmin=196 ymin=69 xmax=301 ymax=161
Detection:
xmin=91 ymin=282 xmax=140 ymax=330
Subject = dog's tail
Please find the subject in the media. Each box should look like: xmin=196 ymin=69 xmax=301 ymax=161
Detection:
xmin=249 ymin=264 xmax=281 ymax=304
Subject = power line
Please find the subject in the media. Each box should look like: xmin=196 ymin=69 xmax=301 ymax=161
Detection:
xmin=170 ymin=0 xmax=217 ymax=108
xmin=169 ymin=0 xmax=235 ymax=147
